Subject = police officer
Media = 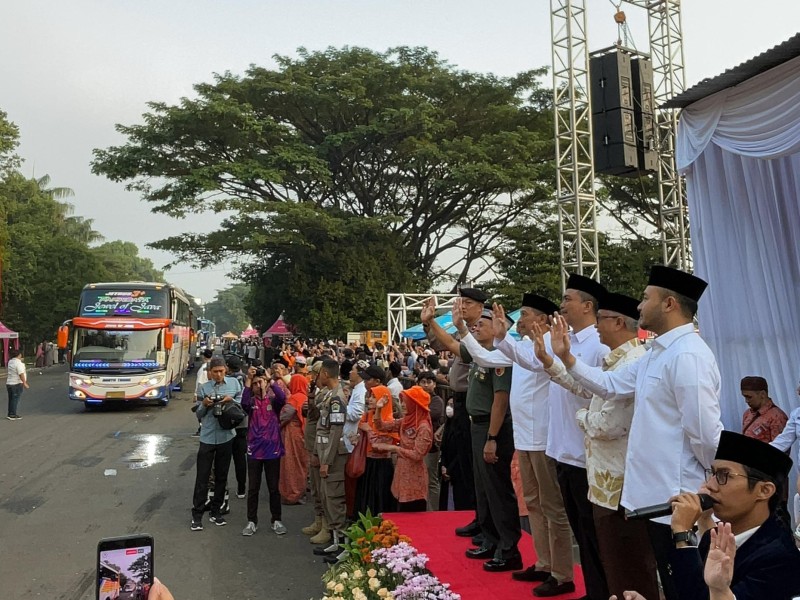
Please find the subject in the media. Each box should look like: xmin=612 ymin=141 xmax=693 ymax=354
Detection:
xmin=422 ymin=287 xmax=488 ymax=537
xmin=301 ymin=359 xmax=331 ymax=545
xmin=312 ymin=358 xmax=350 ymax=562
xmin=424 ymin=301 xmax=522 ymax=571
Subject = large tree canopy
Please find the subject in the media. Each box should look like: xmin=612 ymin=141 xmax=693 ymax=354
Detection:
xmin=92 ymin=46 xmax=555 ymax=286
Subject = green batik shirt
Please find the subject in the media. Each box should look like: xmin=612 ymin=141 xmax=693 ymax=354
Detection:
xmin=460 ymin=343 xmax=513 ymax=417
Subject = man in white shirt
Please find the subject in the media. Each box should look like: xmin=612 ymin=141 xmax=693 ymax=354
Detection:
xmin=536 ymin=292 xmax=658 ymax=600
xmin=6 ymin=348 xmax=29 ymax=420
xmin=549 ymin=265 xmax=722 ymax=600
xmin=463 ymin=293 xmax=576 ymax=597
xmin=386 ymin=362 xmax=404 ymax=404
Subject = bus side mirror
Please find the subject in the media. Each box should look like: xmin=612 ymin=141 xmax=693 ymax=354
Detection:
xmin=164 ymin=332 xmax=174 ymax=350
xmin=57 ymin=326 xmax=69 ymax=349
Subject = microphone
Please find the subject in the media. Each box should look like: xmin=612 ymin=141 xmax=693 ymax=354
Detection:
xmin=625 ymin=493 xmax=714 ymax=520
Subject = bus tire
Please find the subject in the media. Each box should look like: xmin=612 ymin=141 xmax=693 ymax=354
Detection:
xmin=84 ymin=402 xmax=95 ymax=412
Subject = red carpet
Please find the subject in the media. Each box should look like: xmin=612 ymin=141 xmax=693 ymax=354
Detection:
xmin=386 ymin=511 xmax=585 ymax=600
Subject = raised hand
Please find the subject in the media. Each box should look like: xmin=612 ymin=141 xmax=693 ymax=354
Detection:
xmin=704 ymin=523 xmax=736 ymax=594
xmin=420 ymin=297 xmax=436 ymax=324
xmin=492 ymin=303 xmax=508 ymax=340
xmin=550 ymin=313 xmax=573 ymax=363
xmin=531 ymin=321 xmax=553 ymax=369
xmin=451 ymin=297 xmax=466 ymax=331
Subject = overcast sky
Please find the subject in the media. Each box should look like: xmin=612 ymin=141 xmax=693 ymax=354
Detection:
xmin=2 ymin=1 xmax=798 ymax=302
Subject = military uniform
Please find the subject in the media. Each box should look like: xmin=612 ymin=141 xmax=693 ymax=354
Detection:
xmin=462 ymin=343 xmax=521 ymax=562
xmin=315 ymin=383 xmax=349 ymax=532
xmin=304 ymin=386 xmax=326 ymax=520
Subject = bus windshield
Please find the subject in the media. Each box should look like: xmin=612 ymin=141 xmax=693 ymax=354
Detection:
xmin=73 ymin=329 xmax=163 ymax=365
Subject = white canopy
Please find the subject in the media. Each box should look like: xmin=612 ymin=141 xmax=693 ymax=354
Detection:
xmin=677 ymin=54 xmax=800 ymax=428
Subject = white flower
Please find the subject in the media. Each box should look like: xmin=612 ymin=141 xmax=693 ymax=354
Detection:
xmin=368 ymin=577 xmax=380 ymax=591
xmin=334 ymin=583 xmax=345 ymax=594
xmin=367 ymin=568 xmax=378 ymax=578
xmin=353 ymin=569 xmax=363 ymax=579
xmin=339 ymin=572 xmax=349 ymax=580
xmin=326 ymin=581 xmax=336 ymax=590
xmin=377 ymin=588 xmax=389 ymax=598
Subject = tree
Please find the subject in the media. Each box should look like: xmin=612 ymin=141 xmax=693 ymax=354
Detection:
xmin=91 ymin=241 xmax=164 ymax=282
xmin=203 ymin=284 xmax=250 ymax=335
xmin=92 ymin=46 xmax=556 ymax=287
xmin=0 ymin=109 xmax=20 ymax=175
xmin=128 ymin=553 xmax=151 ymax=583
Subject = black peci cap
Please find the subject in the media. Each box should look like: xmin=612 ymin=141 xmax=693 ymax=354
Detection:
xmin=566 ymin=274 xmax=607 ymax=302
xmin=521 ymin=293 xmax=559 ymax=316
xmin=715 ymin=430 xmax=792 ymax=481
xmin=648 ymin=265 xmax=708 ymax=302
xmin=600 ymin=292 xmax=641 ymax=320
xmin=459 ymin=287 xmax=489 ymax=303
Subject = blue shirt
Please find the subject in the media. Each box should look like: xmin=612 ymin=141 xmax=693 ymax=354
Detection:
xmin=196 ymin=376 xmax=243 ymax=445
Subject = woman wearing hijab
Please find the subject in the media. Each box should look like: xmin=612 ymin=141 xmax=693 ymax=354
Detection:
xmin=356 ymin=384 xmax=399 ymax=515
xmin=279 ymin=373 xmax=309 ymax=505
xmin=373 ymin=385 xmax=434 ymax=512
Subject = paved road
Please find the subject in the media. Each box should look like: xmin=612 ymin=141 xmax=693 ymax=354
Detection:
xmin=0 ymin=364 xmax=327 ymax=600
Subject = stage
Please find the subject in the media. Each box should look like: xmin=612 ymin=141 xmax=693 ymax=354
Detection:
xmin=386 ymin=511 xmax=586 ymax=599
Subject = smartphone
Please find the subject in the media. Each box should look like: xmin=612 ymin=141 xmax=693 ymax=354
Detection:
xmin=97 ymin=534 xmax=154 ymax=600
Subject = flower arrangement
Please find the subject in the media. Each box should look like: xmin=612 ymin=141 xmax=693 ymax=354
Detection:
xmin=321 ymin=514 xmax=460 ymax=600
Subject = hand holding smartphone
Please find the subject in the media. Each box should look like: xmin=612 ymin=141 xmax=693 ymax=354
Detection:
xmin=97 ymin=535 xmax=154 ymax=600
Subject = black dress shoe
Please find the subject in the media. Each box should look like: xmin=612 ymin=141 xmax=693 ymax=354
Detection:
xmin=512 ymin=565 xmax=552 ymax=582
xmin=465 ymin=545 xmax=496 ymax=559
xmin=455 ymin=519 xmax=481 ymax=537
xmin=471 ymin=533 xmax=485 ymax=546
xmin=532 ymin=576 xmax=576 ymax=597
xmin=483 ymin=555 xmax=524 ymax=572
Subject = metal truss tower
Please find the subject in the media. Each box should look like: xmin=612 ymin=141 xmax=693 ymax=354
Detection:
xmin=551 ymin=0 xmax=599 ymax=286
xmin=550 ymin=0 xmax=690 ymax=280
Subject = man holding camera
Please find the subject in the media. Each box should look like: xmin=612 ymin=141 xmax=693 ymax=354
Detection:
xmin=191 ymin=357 xmax=243 ymax=531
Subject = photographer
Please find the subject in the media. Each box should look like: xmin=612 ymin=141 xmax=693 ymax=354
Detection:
xmin=191 ymin=357 xmax=243 ymax=531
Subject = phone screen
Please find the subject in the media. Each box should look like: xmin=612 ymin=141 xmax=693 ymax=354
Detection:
xmin=97 ymin=535 xmax=153 ymax=600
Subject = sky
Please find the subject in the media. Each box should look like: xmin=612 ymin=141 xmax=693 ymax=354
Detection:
xmin=2 ymin=1 xmax=798 ymax=302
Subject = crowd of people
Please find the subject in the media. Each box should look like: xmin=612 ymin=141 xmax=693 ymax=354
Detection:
xmin=186 ymin=264 xmax=800 ymax=600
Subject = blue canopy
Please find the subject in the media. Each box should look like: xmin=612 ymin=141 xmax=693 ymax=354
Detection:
xmin=401 ymin=309 xmax=521 ymax=340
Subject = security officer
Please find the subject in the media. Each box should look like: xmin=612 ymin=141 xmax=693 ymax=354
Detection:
xmin=422 ymin=287 xmax=487 ymax=537
xmin=312 ymin=358 xmax=350 ymax=562
xmin=301 ymin=359 xmax=331 ymax=545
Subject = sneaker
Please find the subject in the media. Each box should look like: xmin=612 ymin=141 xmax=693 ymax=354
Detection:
xmin=242 ymin=521 xmax=258 ymax=536
xmin=10 ymin=415 xmax=21 ymax=421
xmin=5 ymin=416 xmax=12 ymax=421
xmin=210 ymin=515 xmax=227 ymax=526
xmin=272 ymin=520 xmax=288 ymax=535
xmin=237 ymin=492 xmax=246 ymax=499
xmin=190 ymin=520 xmax=203 ymax=531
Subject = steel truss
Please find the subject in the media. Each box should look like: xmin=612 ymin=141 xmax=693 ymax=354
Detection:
xmin=387 ymin=293 xmax=457 ymax=343
xmin=550 ymin=0 xmax=690 ymax=282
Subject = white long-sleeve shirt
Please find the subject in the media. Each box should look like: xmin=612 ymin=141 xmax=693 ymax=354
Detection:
xmin=461 ymin=334 xmax=549 ymax=451
xmin=343 ymin=381 xmax=366 ymax=453
xmin=496 ymin=327 xmax=607 ymax=467
xmin=567 ymin=323 xmax=722 ymax=521
xmin=771 ymin=406 xmax=800 ymax=465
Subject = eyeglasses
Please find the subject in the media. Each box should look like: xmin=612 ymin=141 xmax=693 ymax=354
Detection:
xmin=704 ymin=468 xmax=760 ymax=486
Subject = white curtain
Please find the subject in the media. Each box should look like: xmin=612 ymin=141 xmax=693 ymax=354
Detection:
xmin=678 ymin=55 xmax=800 ymax=430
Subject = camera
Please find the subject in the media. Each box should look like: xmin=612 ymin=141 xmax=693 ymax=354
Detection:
xmin=255 ymin=367 xmax=266 ymax=377
xmin=212 ymin=395 xmax=224 ymax=417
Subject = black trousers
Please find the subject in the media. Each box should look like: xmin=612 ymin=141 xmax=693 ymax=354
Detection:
xmin=398 ymin=499 xmax=427 ymax=512
xmin=247 ymin=457 xmax=281 ymax=525
xmin=471 ymin=420 xmax=521 ymax=559
xmin=556 ymin=462 xmax=608 ymax=600
xmin=646 ymin=520 xmax=680 ymax=600
xmin=450 ymin=393 xmax=476 ymax=511
xmin=232 ymin=428 xmax=248 ymax=494
xmin=192 ymin=440 xmax=234 ymax=520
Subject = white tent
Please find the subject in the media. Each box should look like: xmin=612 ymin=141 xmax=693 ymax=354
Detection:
xmin=670 ymin=34 xmax=800 ymax=429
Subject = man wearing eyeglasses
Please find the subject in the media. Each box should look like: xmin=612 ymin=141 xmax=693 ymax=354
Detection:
xmin=665 ymin=431 xmax=800 ymax=600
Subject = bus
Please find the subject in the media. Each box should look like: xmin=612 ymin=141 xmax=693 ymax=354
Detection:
xmin=97 ymin=561 xmax=121 ymax=600
xmin=195 ymin=318 xmax=217 ymax=359
xmin=58 ymin=282 xmax=193 ymax=409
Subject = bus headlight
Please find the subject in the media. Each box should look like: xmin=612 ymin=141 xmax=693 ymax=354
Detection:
xmin=142 ymin=375 xmax=165 ymax=386
xmin=70 ymin=376 xmax=92 ymax=387
xmin=144 ymin=388 xmax=162 ymax=398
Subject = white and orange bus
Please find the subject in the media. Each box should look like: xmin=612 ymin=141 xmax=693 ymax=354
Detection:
xmin=59 ymin=282 xmax=193 ymax=409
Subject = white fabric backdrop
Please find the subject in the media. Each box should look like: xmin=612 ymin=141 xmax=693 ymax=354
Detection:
xmin=678 ymin=55 xmax=800 ymax=431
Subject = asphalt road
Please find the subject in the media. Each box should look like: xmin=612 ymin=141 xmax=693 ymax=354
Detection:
xmin=0 ymin=364 xmax=327 ymax=600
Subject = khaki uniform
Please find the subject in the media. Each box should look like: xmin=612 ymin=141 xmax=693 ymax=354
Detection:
xmin=304 ymin=386 xmax=326 ymax=517
xmin=315 ymin=383 xmax=349 ymax=531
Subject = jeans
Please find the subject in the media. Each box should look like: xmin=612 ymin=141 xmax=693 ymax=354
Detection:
xmin=6 ymin=384 xmax=23 ymax=417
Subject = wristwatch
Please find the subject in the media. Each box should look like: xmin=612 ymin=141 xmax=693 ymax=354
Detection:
xmin=672 ymin=530 xmax=698 ymax=546
xmin=486 ymin=433 xmax=499 ymax=442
